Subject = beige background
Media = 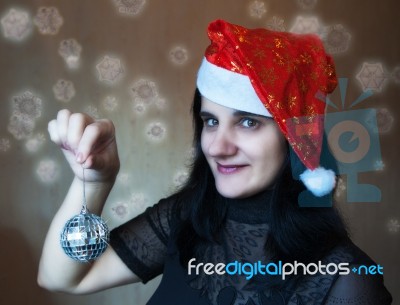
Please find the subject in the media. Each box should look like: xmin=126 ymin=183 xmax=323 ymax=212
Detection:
xmin=0 ymin=0 xmax=399 ymax=304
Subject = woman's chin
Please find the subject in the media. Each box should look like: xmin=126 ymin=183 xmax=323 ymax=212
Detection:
xmin=215 ymin=183 xmax=256 ymax=199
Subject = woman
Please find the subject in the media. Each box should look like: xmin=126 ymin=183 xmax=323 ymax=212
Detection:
xmin=38 ymin=20 xmax=392 ymax=304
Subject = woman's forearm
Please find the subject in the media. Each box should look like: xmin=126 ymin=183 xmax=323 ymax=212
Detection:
xmin=37 ymin=176 xmax=114 ymax=292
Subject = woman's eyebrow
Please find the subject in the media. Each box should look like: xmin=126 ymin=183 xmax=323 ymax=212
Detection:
xmin=199 ymin=111 xmax=214 ymax=117
xmin=200 ymin=110 xmax=269 ymax=119
xmin=232 ymin=110 xmax=267 ymax=119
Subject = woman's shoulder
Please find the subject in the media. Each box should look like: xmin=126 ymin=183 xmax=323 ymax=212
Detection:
xmin=321 ymin=240 xmax=392 ymax=305
xmin=323 ymin=239 xmax=374 ymax=265
xmin=284 ymin=240 xmax=392 ymax=304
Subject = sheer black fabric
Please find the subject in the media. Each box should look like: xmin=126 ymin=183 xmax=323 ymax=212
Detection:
xmin=110 ymin=193 xmax=392 ymax=305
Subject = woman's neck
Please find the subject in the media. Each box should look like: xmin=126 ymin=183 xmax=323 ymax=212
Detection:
xmin=221 ymin=188 xmax=273 ymax=224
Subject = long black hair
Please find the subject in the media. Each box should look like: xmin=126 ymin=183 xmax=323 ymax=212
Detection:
xmin=174 ymin=88 xmax=349 ymax=265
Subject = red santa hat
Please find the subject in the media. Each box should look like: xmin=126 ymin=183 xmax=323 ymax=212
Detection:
xmin=197 ymin=19 xmax=338 ymax=197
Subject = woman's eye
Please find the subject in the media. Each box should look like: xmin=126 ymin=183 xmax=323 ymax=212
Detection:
xmin=204 ymin=118 xmax=218 ymax=127
xmin=241 ymin=118 xmax=258 ymax=128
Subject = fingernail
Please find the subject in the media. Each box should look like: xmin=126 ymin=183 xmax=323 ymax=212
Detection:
xmin=76 ymin=152 xmax=83 ymax=163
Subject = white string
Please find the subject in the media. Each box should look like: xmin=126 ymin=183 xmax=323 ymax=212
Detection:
xmin=82 ymin=164 xmax=87 ymax=213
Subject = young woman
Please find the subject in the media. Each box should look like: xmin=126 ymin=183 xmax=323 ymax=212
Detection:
xmin=38 ymin=20 xmax=392 ymax=305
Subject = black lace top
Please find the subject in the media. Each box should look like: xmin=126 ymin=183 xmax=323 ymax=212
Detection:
xmin=110 ymin=191 xmax=392 ymax=305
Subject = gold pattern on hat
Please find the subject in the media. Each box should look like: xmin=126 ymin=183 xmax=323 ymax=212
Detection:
xmin=300 ymin=79 xmax=308 ymax=93
xmin=253 ymin=49 xmax=266 ymax=59
xmin=311 ymin=71 xmax=318 ymax=81
xmin=276 ymin=101 xmax=283 ymax=109
xmin=232 ymin=25 xmax=243 ymax=36
xmin=300 ymin=53 xmax=312 ymax=65
xmin=267 ymin=94 xmax=275 ymax=103
xmin=259 ymin=67 xmax=277 ymax=85
xmin=246 ymin=61 xmax=254 ymax=69
xmin=230 ymin=61 xmax=243 ymax=73
xmin=310 ymin=43 xmax=323 ymax=53
xmin=272 ymin=50 xmax=287 ymax=67
xmin=325 ymin=63 xmax=335 ymax=76
xmin=287 ymin=95 xmax=297 ymax=109
xmin=274 ymin=38 xmax=284 ymax=49
xmin=305 ymin=105 xmax=316 ymax=116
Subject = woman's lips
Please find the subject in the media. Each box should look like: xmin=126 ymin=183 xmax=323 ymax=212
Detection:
xmin=216 ymin=163 xmax=247 ymax=174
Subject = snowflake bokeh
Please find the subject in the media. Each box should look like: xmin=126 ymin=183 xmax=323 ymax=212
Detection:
xmin=186 ymin=146 xmax=196 ymax=161
xmin=297 ymin=0 xmax=318 ymax=10
xmin=0 ymin=138 xmax=11 ymax=152
xmin=113 ymin=0 xmax=147 ymax=16
xmin=290 ymin=16 xmax=322 ymax=36
xmin=356 ymin=62 xmax=388 ymax=92
xmin=34 ymin=7 xmax=63 ymax=35
xmin=25 ymin=133 xmax=46 ymax=153
xmin=155 ymin=97 xmax=167 ymax=110
xmin=375 ymin=108 xmax=394 ymax=134
xmin=117 ymin=172 xmax=131 ymax=185
xmin=129 ymin=192 xmax=149 ymax=215
xmin=53 ymin=79 xmax=75 ymax=102
xmin=7 ymin=114 xmax=35 ymax=140
xmin=36 ymin=159 xmax=58 ymax=183
xmin=387 ymin=218 xmax=400 ymax=233
xmin=131 ymin=79 xmax=158 ymax=104
xmin=111 ymin=201 xmax=129 ymax=219
xmin=12 ymin=91 xmax=42 ymax=119
xmin=96 ymin=55 xmax=124 ymax=84
xmin=59 ymin=38 xmax=82 ymax=69
xmin=373 ymin=160 xmax=385 ymax=171
xmin=103 ymin=96 xmax=119 ymax=112
xmin=248 ymin=0 xmax=267 ymax=19
xmin=266 ymin=16 xmax=286 ymax=32
xmin=8 ymin=91 xmax=42 ymax=140
xmin=322 ymin=24 xmax=351 ymax=54
xmin=334 ymin=176 xmax=346 ymax=198
xmin=1 ymin=8 xmax=32 ymax=41
xmin=169 ymin=46 xmax=189 ymax=65
xmin=133 ymin=102 xmax=147 ymax=114
xmin=173 ymin=170 xmax=189 ymax=188
xmin=84 ymin=105 xmax=101 ymax=119
xmin=146 ymin=122 xmax=166 ymax=141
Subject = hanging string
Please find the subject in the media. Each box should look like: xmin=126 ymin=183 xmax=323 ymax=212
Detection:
xmin=81 ymin=164 xmax=87 ymax=214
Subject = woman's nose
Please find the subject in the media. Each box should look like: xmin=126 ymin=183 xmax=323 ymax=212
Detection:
xmin=207 ymin=128 xmax=237 ymax=157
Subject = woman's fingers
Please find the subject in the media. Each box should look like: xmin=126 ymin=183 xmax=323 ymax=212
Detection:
xmin=48 ymin=119 xmax=61 ymax=145
xmin=66 ymin=113 xmax=94 ymax=154
xmin=56 ymin=109 xmax=72 ymax=148
xmin=76 ymin=119 xmax=115 ymax=164
xmin=48 ymin=109 xmax=96 ymax=152
xmin=47 ymin=109 xmax=119 ymax=182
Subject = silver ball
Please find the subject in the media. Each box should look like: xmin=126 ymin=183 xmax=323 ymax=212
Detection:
xmin=60 ymin=211 xmax=109 ymax=262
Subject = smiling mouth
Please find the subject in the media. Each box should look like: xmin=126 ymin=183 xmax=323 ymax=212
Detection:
xmin=216 ymin=163 xmax=247 ymax=174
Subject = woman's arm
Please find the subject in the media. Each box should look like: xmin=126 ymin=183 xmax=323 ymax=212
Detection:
xmin=38 ymin=178 xmax=141 ymax=294
xmin=37 ymin=109 xmax=141 ymax=294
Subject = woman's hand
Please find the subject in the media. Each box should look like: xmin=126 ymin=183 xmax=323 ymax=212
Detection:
xmin=48 ymin=109 xmax=120 ymax=183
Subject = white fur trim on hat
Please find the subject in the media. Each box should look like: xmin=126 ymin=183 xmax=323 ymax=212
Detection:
xmin=197 ymin=57 xmax=272 ymax=117
xmin=299 ymin=167 xmax=336 ymax=197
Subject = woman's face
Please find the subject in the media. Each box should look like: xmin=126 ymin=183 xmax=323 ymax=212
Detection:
xmin=200 ymin=97 xmax=287 ymax=199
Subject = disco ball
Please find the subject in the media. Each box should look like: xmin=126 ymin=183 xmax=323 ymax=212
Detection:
xmin=60 ymin=210 xmax=109 ymax=262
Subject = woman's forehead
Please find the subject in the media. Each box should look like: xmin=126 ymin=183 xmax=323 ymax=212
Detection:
xmin=200 ymin=97 xmax=269 ymax=119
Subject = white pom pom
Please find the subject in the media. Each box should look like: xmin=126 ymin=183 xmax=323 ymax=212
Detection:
xmin=299 ymin=167 xmax=336 ymax=197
